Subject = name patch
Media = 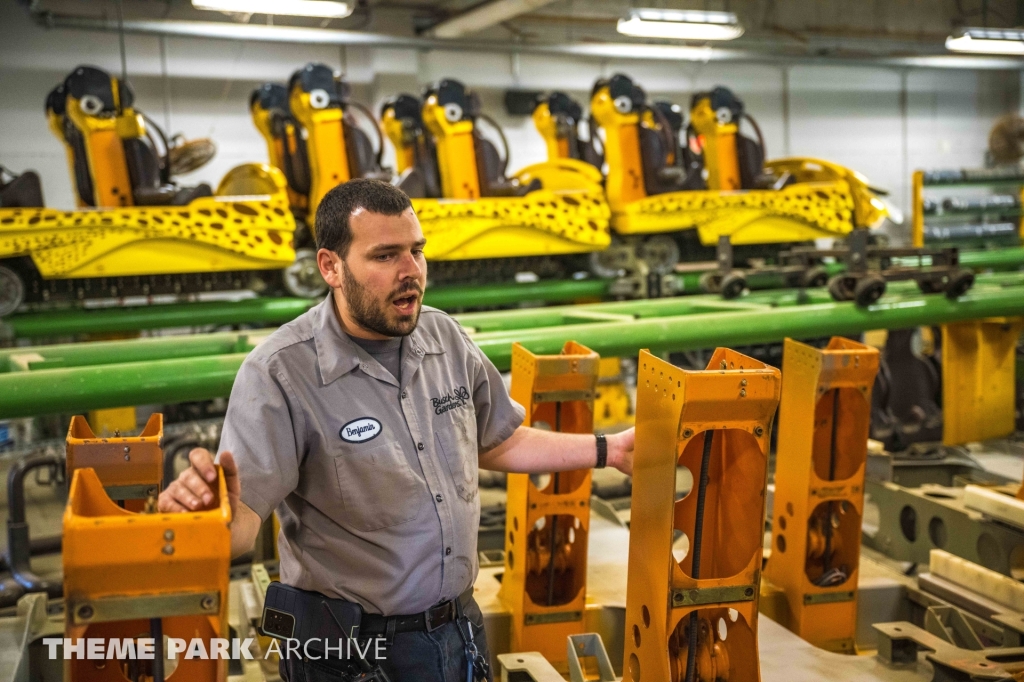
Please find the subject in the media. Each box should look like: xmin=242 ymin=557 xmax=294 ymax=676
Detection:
xmin=340 ymin=418 xmax=382 ymax=443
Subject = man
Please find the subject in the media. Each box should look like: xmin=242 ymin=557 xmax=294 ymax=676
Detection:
xmin=159 ymin=179 xmax=635 ymax=682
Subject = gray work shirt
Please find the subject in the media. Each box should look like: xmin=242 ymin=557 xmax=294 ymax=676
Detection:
xmin=219 ymin=295 xmax=525 ymax=615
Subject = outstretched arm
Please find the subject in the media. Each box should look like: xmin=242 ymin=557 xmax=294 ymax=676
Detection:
xmin=478 ymin=426 xmax=633 ymax=476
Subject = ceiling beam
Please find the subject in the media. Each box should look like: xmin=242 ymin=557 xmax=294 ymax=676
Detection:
xmin=428 ymin=0 xmax=560 ymax=38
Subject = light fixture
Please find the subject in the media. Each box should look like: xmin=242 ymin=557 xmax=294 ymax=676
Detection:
xmin=945 ymin=27 xmax=1024 ymax=55
xmin=617 ymin=8 xmax=744 ymax=41
xmin=191 ymin=0 xmax=353 ymax=19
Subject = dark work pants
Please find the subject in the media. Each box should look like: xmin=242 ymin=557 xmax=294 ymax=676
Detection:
xmin=279 ymin=598 xmax=492 ymax=682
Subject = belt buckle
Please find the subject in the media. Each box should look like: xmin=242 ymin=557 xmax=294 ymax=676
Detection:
xmin=424 ymin=601 xmax=453 ymax=633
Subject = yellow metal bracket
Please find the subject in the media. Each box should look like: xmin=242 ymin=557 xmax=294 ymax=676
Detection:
xmin=763 ymin=338 xmax=879 ymax=654
xmin=500 ymin=341 xmax=599 ymax=671
xmin=67 ymin=413 xmax=163 ymax=506
xmin=63 ymin=410 xmax=231 ymax=682
xmin=624 ymin=348 xmax=780 ymax=682
xmin=942 ymin=317 xmax=1024 ymax=445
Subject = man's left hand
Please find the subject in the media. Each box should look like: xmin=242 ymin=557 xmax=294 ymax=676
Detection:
xmin=608 ymin=427 xmax=635 ymax=476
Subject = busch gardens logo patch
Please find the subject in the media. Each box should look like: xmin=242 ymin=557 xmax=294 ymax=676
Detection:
xmin=432 ymin=386 xmax=470 ymax=415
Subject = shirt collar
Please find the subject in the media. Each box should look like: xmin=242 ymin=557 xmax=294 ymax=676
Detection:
xmin=313 ymin=294 xmax=445 ymax=386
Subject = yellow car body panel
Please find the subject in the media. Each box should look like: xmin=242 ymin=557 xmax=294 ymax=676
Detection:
xmin=613 ymin=179 xmax=861 ymax=245
xmin=415 ymin=188 xmax=610 ymax=261
xmin=0 ymin=165 xmax=296 ymax=278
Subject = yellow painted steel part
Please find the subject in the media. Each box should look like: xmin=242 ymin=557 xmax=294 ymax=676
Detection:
xmin=422 ymin=95 xmax=481 ymax=200
xmin=63 ymin=468 xmax=231 ymax=681
xmin=611 ymin=180 xmax=861 ymax=244
xmin=625 ymin=348 xmax=780 ymax=682
xmin=690 ymin=97 xmax=741 ymax=192
xmin=289 ymin=86 xmax=352 ymax=217
xmin=501 ymin=341 xmax=599 ymax=671
xmin=590 ymin=84 xmax=647 ymax=211
xmin=414 ymin=188 xmax=610 ymax=261
xmin=0 ymin=164 xmax=296 ymax=278
xmin=63 ymin=413 xmax=231 ymax=681
xmin=941 ymin=318 xmax=1024 ymax=445
xmin=381 ymin=105 xmax=416 ymax=175
xmin=532 ymin=102 xmax=572 ymax=162
xmin=762 ymin=337 xmax=879 ymax=654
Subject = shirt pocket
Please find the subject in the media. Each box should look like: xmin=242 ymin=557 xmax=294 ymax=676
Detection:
xmin=435 ymin=414 xmax=479 ymax=503
xmin=333 ymin=440 xmax=425 ymax=532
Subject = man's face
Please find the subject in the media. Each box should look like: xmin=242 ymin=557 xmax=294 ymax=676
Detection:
xmin=317 ymin=207 xmax=427 ymax=339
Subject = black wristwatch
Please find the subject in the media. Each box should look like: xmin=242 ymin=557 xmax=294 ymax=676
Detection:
xmin=595 ymin=433 xmax=608 ymax=469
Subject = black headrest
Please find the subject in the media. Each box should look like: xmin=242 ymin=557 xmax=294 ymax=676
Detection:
xmin=64 ymin=65 xmax=133 ymax=113
xmin=382 ymin=94 xmax=423 ymax=125
xmin=288 ymin=63 xmax=346 ymax=107
xmin=692 ymin=86 xmax=744 ymax=123
xmin=435 ymin=79 xmax=467 ymax=109
xmin=45 ymin=84 xmax=67 ymax=116
xmin=653 ymin=101 xmax=684 ymax=134
xmin=606 ymin=74 xmax=646 ymax=113
xmin=545 ymin=92 xmax=583 ymax=122
xmin=251 ymin=83 xmax=289 ymax=111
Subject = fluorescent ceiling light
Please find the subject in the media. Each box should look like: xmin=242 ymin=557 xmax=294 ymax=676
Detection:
xmin=946 ymin=27 xmax=1024 ymax=55
xmin=191 ymin=0 xmax=353 ymax=18
xmin=617 ymin=8 xmax=744 ymax=41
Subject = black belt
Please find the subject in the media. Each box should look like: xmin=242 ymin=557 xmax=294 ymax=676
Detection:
xmin=360 ymin=590 xmax=472 ymax=637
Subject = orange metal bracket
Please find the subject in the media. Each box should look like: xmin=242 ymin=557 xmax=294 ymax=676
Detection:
xmin=500 ymin=341 xmax=600 ymax=671
xmin=624 ymin=348 xmax=780 ymax=682
xmin=763 ymin=338 xmax=879 ymax=654
xmin=67 ymin=413 xmax=163 ymax=508
xmin=64 ymin=413 xmax=231 ymax=681
xmin=63 ymin=467 xmax=231 ymax=682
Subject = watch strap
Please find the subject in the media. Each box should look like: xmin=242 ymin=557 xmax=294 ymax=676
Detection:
xmin=595 ymin=433 xmax=608 ymax=469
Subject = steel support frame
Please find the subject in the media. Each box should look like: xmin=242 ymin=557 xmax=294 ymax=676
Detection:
xmin=624 ymin=348 xmax=780 ymax=682
xmin=764 ymin=338 xmax=879 ymax=654
xmin=863 ymin=480 xmax=1024 ymax=579
xmin=500 ymin=341 xmax=599 ymax=670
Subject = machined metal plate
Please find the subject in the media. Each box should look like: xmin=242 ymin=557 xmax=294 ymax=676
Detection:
xmin=525 ymin=610 xmax=583 ymax=625
xmin=69 ymin=590 xmax=220 ymax=625
xmin=875 ymin=621 xmax=1024 ymax=680
xmin=804 ymin=590 xmax=855 ymax=606
xmin=671 ymin=584 xmax=756 ymax=608
xmin=532 ymin=390 xmax=595 ymax=404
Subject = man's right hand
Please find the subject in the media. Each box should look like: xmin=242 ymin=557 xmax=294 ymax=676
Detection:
xmin=158 ymin=448 xmax=240 ymax=522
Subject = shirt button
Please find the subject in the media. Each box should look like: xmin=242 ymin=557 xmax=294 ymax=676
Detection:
xmin=401 ymin=391 xmax=407 ymax=399
xmin=445 ymin=547 xmax=452 ymax=556
xmin=417 ymin=442 xmax=424 ymax=451
xmin=435 ymin=494 xmax=443 ymax=503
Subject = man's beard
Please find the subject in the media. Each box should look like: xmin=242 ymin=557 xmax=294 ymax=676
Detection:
xmin=341 ymin=261 xmax=422 ymax=337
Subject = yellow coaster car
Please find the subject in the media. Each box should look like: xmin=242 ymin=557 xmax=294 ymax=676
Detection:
xmin=0 ymin=66 xmax=297 ymax=316
xmin=591 ymin=75 xmax=887 ymax=247
xmin=381 ymin=81 xmax=610 ymax=276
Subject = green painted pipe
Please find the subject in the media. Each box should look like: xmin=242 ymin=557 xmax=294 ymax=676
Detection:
xmin=4 ymin=249 xmax=1023 ymax=340
xmin=1 ymin=354 xmax=249 ymax=419
xmin=473 ymin=284 xmax=1024 ymax=371
xmin=2 ymin=298 xmax=315 ymax=341
xmin=3 ymin=274 xmax=1024 ymax=418
xmin=0 ymin=331 xmax=258 ymax=374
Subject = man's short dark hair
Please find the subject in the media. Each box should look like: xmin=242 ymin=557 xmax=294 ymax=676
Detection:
xmin=314 ymin=178 xmax=413 ymax=257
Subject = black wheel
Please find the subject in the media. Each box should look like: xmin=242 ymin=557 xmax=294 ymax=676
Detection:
xmin=720 ymin=272 xmax=747 ymax=300
xmin=0 ymin=264 xmax=24 ymax=317
xmin=854 ymin=274 xmax=886 ymax=306
xmin=802 ymin=266 xmax=829 ymax=288
xmin=828 ymin=275 xmax=856 ymax=302
xmin=917 ymin=278 xmax=944 ymax=294
xmin=945 ymin=269 xmax=975 ymax=299
xmin=698 ymin=271 xmax=721 ymax=294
